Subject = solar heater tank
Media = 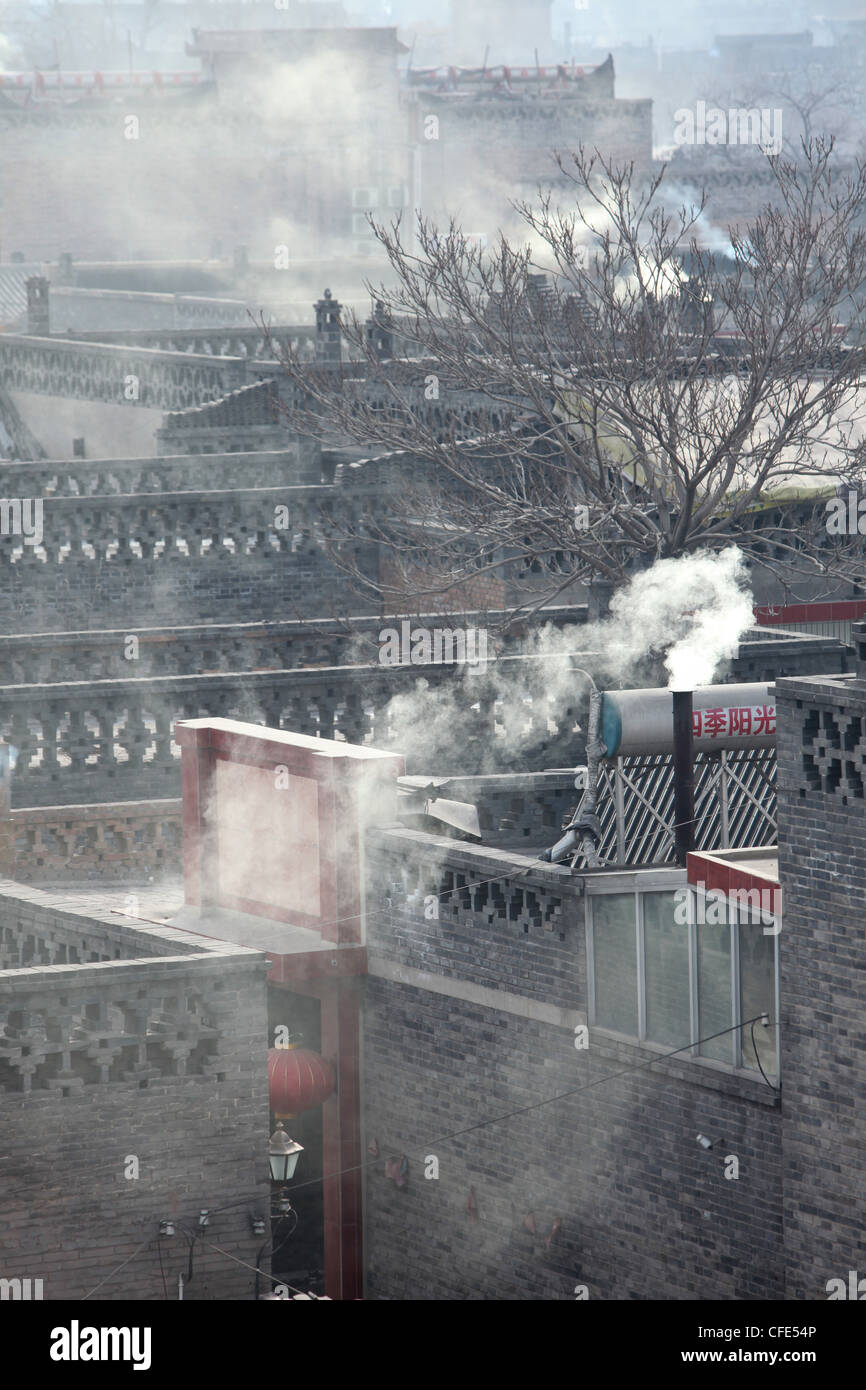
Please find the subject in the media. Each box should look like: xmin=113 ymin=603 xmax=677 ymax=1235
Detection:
xmin=599 ymin=682 xmax=775 ymax=758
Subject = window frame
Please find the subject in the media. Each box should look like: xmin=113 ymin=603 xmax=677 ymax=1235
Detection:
xmin=585 ymin=870 xmax=780 ymax=1080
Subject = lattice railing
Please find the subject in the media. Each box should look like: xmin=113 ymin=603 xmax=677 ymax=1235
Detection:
xmin=582 ymin=748 xmax=776 ymax=867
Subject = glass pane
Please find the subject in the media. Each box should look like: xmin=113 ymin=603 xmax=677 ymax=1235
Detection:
xmin=644 ymin=892 xmax=690 ymax=1047
xmin=698 ymin=910 xmax=733 ymax=1063
xmin=592 ymin=893 xmax=637 ymax=1035
xmin=739 ymin=909 xmax=777 ymax=1076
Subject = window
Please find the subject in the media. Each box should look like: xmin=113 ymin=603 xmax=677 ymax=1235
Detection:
xmin=587 ymin=881 xmax=779 ymax=1078
xmin=738 ymin=907 xmax=777 ymax=1076
xmin=697 ymin=916 xmax=732 ymax=1063
xmin=592 ymin=893 xmax=637 ymax=1035
xmin=644 ymin=891 xmax=690 ymax=1048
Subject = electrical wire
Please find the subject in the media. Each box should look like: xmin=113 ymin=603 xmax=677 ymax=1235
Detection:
xmin=194 ymin=1233 xmax=314 ymax=1299
xmin=254 ymin=1203 xmax=299 ymax=1301
xmin=750 ymin=1018 xmax=779 ymax=1092
xmin=260 ymin=1012 xmax=778 ymax=1200
xmin=156 ymin=1234 xmax=169 ymax=1300
xmin=81 ymin=1237 xmax=151 ymax=1301
xmin=7 ymin=1013 xmax=776 ymax=1298
xmin=2 ymin=1011 xmax=777 ymax=1239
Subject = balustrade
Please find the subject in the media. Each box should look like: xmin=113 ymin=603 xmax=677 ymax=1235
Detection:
xmin=0 ymin=449 xmax=301 ymax=497
xmin=0 ymin=929 xmax=252 ymax=1093
xmin=74 ymin=326 xmax=316 ymax=361
xmin=0 ymin=335 xmax=247 ymax=411
xmin=0 ymin=650 xmax=588 ymax=807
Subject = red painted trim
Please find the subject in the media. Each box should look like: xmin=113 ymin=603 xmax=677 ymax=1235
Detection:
xmin=687 ymin=851 xmax=781 ymax=910
xmin=318 ymin=775 xmax=340 ymax=944
xmin=266 ymin=947 xmax=368 ymax=983
xmin=180 ymin=744 xmax=214 ymax=908
xmin=336 ymin=983 xmax=363 ymax=1302
xmin=177 ymin=718 xmax=403 ymax=944
xmin=211 ymin=745 xmax=339 ymax=784
xmin=754 ymin=600 xmax=866 ymax=625
xmin=319 ymin=980 xmax=364 ymax=1301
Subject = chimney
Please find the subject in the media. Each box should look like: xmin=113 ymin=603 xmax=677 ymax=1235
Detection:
xmin=57 ymin=252 xmax=74 ymax=286
xmin=365 ymin=299 xmax=393 ymax=361
xmin=315 ymin=288 xmax=342 ymax=366
xmin=25 ymin=277 xmax=50 ymax=336
xmin=672 ymin=689 xmax=695 ymax=866
xmin=587 ymin=576 xmax=613 ymax=621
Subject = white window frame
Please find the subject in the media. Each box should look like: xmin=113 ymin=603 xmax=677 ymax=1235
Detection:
xmin=585 ymin=870 xmax=780 ymax=1080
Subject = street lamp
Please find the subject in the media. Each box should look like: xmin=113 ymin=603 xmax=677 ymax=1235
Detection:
xmin=268 ymin=1121 xmax=303 ymax=1183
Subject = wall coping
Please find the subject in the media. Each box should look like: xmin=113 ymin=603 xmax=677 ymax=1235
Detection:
xmin=10 ymin=798 xmax=181 ymax=822
xmin=0 ymin=604 xmax=588 ymax=649
xmin=0 ymin=876 xmax=265 ymax=979
xmin=369 ymin=824 xmax=579 ymax=889
xmin=0 ymin=333 xmax=248 ymax=370
xmin=0 ymin=447 xmax=299 ymax=472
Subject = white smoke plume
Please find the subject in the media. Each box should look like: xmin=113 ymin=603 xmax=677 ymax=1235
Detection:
xmin=600 ymin=546 xmax=754 ymax=690
xmin=0 ymin=34 xmax=19 ymax=71
xmin=659 ymin=183 xmax=736 ymax=260
xmin=376 ymin=547 xmax=755 ymax=775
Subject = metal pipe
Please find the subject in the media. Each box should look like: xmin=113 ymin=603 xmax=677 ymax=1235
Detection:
xmin=672 ymin=689 xmax=695 ymax=867
xmin=541 ymin=683 xmax=604 ymax=867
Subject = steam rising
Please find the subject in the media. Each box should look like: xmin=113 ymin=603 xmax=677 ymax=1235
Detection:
xmin=379 ymin=547 xmax=755 ymax=774
xmin=603 ymin=546 xmax=754 ymax=690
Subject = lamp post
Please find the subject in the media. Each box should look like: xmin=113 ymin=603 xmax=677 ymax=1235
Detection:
xmin=268 ymin=1121 xmax=303 ymax=1183
xmin=257 ymin=1124 xmax=304 ymax=1300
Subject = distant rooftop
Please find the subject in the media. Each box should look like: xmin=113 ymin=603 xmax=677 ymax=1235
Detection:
xmin=188 ymin=26 xmax=409 ymax=56
xmin=406 ymin=54 xmax=613 ymax=96
xmin=713 ymin=31 xmax=813 ymax=48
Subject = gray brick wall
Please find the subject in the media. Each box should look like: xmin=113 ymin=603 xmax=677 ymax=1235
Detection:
xmin=775 ymin=673 xmax=866 ymax=1300
xmin=362 ymin=831 xmax=784 ymax=1300
xmin=362 ymin=975 xmax=783 ymax=1301
xmin=0 ymin=883 xmax=271 ymax=1301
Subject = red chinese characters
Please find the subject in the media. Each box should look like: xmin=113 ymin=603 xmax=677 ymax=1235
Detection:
xmin=754 ymin=704 xmax=775 ymax=735
xmin=703 ymin=708 xmax=727 ymax=738
xmin=692 ymin=704 xmax=776 ymax=741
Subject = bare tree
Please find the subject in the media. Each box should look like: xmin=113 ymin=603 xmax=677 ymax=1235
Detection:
xmin=268 ymin=140 xmax=866 ymax=615
xmin=701 ymin=66 xmax=866 ymax=162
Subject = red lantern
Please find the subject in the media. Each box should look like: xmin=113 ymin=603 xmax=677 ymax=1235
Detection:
xmin=268 ymin=1048 xmax=335 ymax=1116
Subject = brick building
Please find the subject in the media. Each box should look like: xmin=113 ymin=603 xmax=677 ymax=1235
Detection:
xmin=350 ymin=634 xmax=866 ymax=1299
xmin=0 ymin=28 xmax=409 ymax=264
xmin=20 ymin=619 xmax=838 ymax=1300
xmin=773 ymin=623 xmax=866 ymax=1298
xmin=0 ymin=614 xmax=862 ymax=1298
xmin=0 ymin=880 xmax=269 ymax=1300
xmin=408 ymin=55 xmax=652 ymax=239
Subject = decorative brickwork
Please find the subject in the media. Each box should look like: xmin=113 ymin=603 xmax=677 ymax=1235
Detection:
xmin=0 ymin=335 xmax=246 ymax=411
xmin=775 ymin=670 xmax=866 ymax=1298
xmin=362 ymin=829 xmax=783 ymax=1300
xmin=11 ymin=799 xmax=182 ymax=882
xmin=0 ymin=880 xmax=269 ymax=1300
